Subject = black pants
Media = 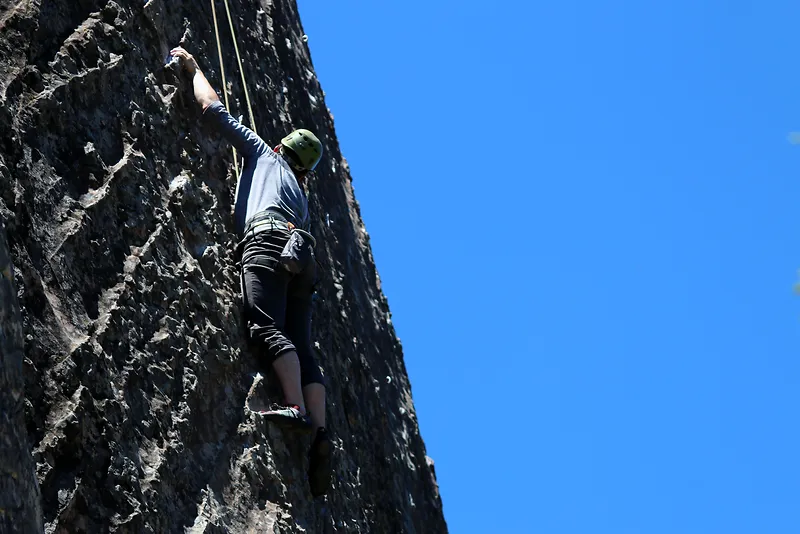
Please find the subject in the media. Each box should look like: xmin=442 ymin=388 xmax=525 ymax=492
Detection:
xmin=239 ymin=225 xmax=324 ymax=387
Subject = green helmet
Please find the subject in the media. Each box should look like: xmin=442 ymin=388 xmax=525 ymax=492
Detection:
xmin=281 ymin=129 xmax=323 ymax=171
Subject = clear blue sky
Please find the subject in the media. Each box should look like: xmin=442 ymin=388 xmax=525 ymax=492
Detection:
xmin=297 ymin=1 xmax=800 ymax=532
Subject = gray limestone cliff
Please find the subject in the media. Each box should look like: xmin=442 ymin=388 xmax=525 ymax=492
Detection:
xmin=0 ymin=1 xmax=447 ymax=532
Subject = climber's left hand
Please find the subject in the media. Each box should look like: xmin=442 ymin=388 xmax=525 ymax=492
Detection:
xmin=170 ymin=47 xmax=199 ymax=75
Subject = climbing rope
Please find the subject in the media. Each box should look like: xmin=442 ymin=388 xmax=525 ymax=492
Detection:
xmin=210 ymin=0 xmax=239 ymax=178
xmin=222 ymin=0 xmax=257 ymax=135
xmin=211 ymin=0 xmax=259 ymax=178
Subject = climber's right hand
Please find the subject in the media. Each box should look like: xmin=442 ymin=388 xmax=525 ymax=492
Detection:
xmin=170 ymin=47 xmax=199 ymax=75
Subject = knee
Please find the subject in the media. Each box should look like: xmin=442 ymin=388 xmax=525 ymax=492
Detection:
xmin=249 ymin=325 xmax=297 ymax=367
xmin=300 ymin=356 xmax=325 ymax=388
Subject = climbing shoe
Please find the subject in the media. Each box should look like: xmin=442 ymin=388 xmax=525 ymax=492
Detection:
xmin=258 ymin=404 xmax=313 ymax=432
xmin=308 ymin=427 xmax=332 ymax=497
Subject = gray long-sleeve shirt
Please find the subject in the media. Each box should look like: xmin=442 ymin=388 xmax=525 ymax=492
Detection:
xmin=202 ymin=101 xmax=310 ymax=236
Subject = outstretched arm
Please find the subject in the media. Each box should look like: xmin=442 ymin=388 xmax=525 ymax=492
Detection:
xmin=170 ymin=47 xmax=219 ymax=110
xmin=170 ymin=46 xmax=267 ymax=158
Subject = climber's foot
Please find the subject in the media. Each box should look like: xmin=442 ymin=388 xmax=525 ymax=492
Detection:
xmin=258 ymin=404 xmax=313 ymax=432
xmin=309 ymin=427 xmax=332 ymax=497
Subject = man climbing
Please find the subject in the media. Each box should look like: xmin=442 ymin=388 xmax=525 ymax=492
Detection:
xmin=170 ymin=46 xmax=331 ymax=497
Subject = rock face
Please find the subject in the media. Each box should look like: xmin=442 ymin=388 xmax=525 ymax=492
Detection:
xmin=0 ymin=221 xmax=43 ymax=534
xmin=0 ymin=1 xmax=447 ymax=532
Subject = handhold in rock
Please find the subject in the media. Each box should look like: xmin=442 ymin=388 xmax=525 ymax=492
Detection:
xmin=164 ymin=53 xmax=179 ymax=68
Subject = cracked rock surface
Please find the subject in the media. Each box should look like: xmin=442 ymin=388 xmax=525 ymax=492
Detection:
xmin=0 ymin=1 xmax=447 ymax=532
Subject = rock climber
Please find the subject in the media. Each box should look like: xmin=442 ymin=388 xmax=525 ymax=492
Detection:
xmin=170 ymin=46 xmax=331 ymax=497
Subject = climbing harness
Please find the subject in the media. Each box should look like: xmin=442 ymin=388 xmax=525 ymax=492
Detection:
xmin=210 ymin=0 xmax=257 ymax=178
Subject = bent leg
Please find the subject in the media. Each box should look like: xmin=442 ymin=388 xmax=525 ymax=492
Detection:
xmin=285 ymin=272 xmax=325 ymax=429
xmin=285 ymin=271 xmax=332 ymax=496
xmin=240 ymin=232 xmax=306 ymax=412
